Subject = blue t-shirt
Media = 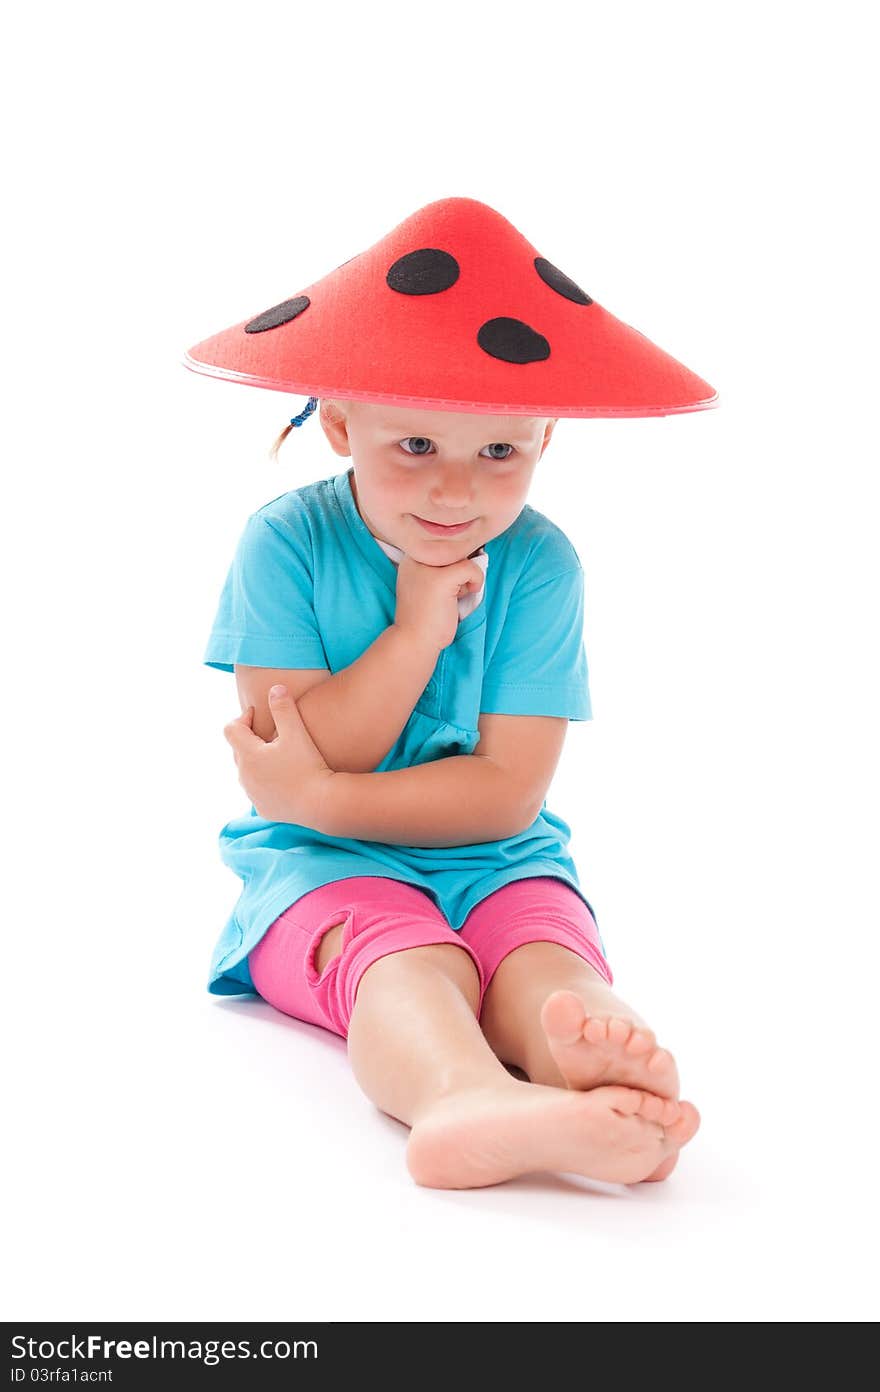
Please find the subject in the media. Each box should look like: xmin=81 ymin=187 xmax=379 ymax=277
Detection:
xmin=203 ymin=466 xmax=601 ymax=995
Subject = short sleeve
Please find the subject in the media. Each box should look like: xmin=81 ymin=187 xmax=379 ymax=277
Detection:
xmin=480 ymin=565 xmax=592 ymax=720
xmin=203 ymin=512 xmax=328 ymax=673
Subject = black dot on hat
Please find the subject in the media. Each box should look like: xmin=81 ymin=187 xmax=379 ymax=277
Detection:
xmin=534 ymin=257 xmax=593 ymax=305
xmin=387 ymin=248 xmax=460 ymax=295
xmin=477 ymin=317 xmax=550 ymax=365
xmin=245 ymin=296 xmax=310 ymax=334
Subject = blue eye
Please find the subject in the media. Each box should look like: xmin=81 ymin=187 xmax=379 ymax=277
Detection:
xmin=398 ymin=438 xmax=514 ymax=460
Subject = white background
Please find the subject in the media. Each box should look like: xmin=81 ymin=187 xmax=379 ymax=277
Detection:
xmin=3 ymin=0 xmax=878 ymax=1323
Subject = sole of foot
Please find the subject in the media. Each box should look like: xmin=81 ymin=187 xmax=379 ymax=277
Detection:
xmin=541 ymin=989 xmax=681 ymax=1099
xmin=406 ymin=1080 xmax=700 ymax=1190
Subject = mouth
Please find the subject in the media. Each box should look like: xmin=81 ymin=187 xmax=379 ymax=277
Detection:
xmin=413 ymin=515 xmax=476 ymax=536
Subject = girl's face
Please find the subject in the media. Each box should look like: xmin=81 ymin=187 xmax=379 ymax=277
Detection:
xmin=319 ymin=400 xmax=556 ymax=563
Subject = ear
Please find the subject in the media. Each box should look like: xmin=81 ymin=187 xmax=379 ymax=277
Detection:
xmin=318 ymin=399 xmax=352 ymax=457
xmin=539 ymin=418 xmax=558 ymax=457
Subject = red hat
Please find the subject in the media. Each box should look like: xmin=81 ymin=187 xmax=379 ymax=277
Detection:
xmin=183 ymin=196 xmax=717 ymax=418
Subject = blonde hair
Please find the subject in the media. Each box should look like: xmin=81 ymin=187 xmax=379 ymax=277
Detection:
xmin=269 ymin=398 xmax=349 ymax=461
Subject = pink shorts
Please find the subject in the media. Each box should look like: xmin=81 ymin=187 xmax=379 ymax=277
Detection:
xmin=247 ymin=875 xmax=612 ymax=1039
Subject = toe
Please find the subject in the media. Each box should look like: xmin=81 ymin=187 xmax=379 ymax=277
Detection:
xmin=638 ymin=1093 xmax=667 ymax=1123
xmin=639 ymin=1094 xmax=681 ymax=1125
xmin=607 ymin=1087 xmax=680 ymax=1123
xmin=647 ymin=1048 xmax=677 ymax=1080
xmin=605 ymin=1086 xmax=651 ymax=1117
xmin=625 ymin=1029 xmax=656 ymax=1055
xmin=606 ymin=1017 xmax=633 ymax=1048
xmin=583 ymin=1016 xmax=609 ymax=1044
xmin=540 ymin=990 xmax=586 ymax=1045
xmin=666 ymin=1100 xmax=701 ymax=1147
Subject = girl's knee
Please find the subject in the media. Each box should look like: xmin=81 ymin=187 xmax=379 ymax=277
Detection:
xmin=302 ymin=894 xmax=487 ymax=1035
xmin=359 ymin=940 xmax=482 ymax=1014
xmin=423 ymin=941 xmax=483 ymax=1007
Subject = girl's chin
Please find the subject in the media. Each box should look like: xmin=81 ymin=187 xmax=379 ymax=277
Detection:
xmin=411 ymin=533 xmax=480 ymax=557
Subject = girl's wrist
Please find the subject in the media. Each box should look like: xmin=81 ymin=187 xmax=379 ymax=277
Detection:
xmin=312 ymin=770 xmax=351 ymax=838
xmin=389 ymin=621 xmax=442 ymax=668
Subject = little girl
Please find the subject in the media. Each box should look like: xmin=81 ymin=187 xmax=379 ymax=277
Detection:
xmin=187 ymin=196 xmax=717 ymax=1190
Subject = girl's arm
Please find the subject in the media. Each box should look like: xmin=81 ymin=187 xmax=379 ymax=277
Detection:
xmin=237 ymin=623 xmax=440 ymax=775
xmin=308 ymin=712 xmax=566 ymax=846
xmin=313 ymin=754 xmax=535 ymax=848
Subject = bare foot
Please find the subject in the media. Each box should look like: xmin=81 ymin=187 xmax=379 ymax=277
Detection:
xmin=541 ymin=989 xmax=681 ymax=1100
xmin=406 ymin=1079 xmax=700 ymax=1190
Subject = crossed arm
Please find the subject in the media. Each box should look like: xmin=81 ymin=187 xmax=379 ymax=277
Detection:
xmin=234 ymin=623 xmax=567 ymax=847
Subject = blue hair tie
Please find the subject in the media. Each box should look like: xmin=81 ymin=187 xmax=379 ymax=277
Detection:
xmin=289 ymin=396 xmax=318 ymax=427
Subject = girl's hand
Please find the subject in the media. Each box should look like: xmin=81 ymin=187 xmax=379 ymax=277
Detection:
xmin=223 ymin=684 xmax=336 ymax=826
xmin=394 ymin=551 xmax=486 ymax=654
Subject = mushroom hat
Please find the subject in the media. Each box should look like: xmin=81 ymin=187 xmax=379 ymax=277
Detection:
xmin=183 ymin=195 xmax=717 ymax=418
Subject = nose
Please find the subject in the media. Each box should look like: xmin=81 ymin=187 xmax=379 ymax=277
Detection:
xmin=428 ymin=461 xmax=475 ymax=511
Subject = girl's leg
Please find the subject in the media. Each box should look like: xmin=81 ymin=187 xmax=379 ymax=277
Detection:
xmin=345 ymin=939 xmax=514 ymax=1121
xmin=461 ymin=879 xmax=681 ymax=1099
xmin=251 ymin=877 xmax=694 ymax=1189
xmin=346 ymin=937 xmax=693 ymax=1190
